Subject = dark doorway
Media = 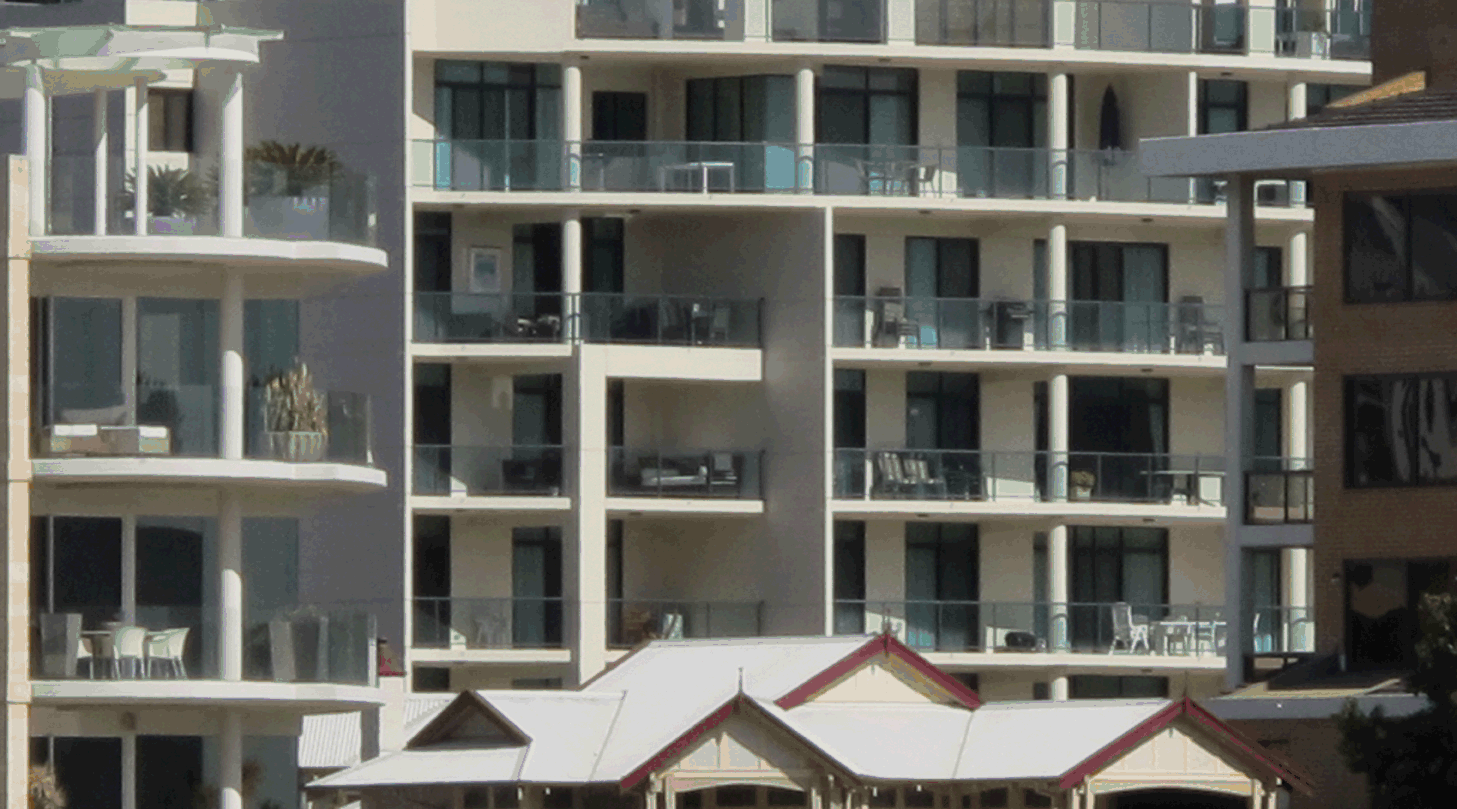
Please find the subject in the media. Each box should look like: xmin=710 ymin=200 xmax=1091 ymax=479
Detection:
xmin=1111 ymin=789 xmax=1244 ymax=809
xmin=592 ymin=92 xmax=647 ymax=141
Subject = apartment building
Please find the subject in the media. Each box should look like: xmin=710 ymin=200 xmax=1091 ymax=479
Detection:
xmin=0 ymin=15 xmax=395 ymax=809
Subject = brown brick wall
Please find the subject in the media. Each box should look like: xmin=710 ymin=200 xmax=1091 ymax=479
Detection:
xmin=1372 ymin=0 xmax=1457 ymax=90
xmin=1226 ymin=717 xmax=1369 ymax=809
xmin=1311 ymin=166 xmax=1457 ymax=656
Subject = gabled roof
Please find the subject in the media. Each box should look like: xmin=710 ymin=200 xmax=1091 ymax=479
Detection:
xmin=300 ymin=695 xmax=454 ymax=770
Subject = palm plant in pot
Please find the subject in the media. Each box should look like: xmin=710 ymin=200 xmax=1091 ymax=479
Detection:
xmin=263 ymin=361 xmax=329 ymax=462
xmin=244 ymin=142 xmax=345 ymax=240
xmin=118 ymin=166 xmax=217 ymax=234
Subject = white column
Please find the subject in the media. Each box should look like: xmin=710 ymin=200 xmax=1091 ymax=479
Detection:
xmin=1286 ymin=380 xmax=1308 ymax=465
xmin=133 ymin=77 xmax=149 ymax=235
xmin=1288 ymin=229 xmax=1309 ymax=287
xmin=1049 ymin=373 xmax=1069 ymax=499
xmin=220 ymin=712 xmax=244 ymax=809
xmin=1223 ymin=175 xmax=1256 ymax=690
xmin=1051 ymin=671 xmax=1069 ymax=701
xmin=1287 ymin=81 xmax=1308 ymax=122
xmin=563 ymin=212 xmax=583 ymax=340
xmin=1050 ymin=523 xmax=1069 ymax=653
xmin=564 ymin=63 xmax=583 ymax=191
xmin=743 ymin=0 xmax=768 ymax=40
xmin=93 ymin=88 xmax=109 ymax=235
xmin=221 ymin=272 xmax=245 ymax=460
xmin=797 ymin=66 xmax=816 ymax=192
xmin=1186 ymin=70 xmax=1200 ymax=202
xmin=219 ymin=490 xmax=243 ymax=681
xmin=121 ymin=734 xmax=137 ymax=809
xmin=1049 ymin=73 xmax=1068 ymax=199
xmin=24 ymin=65 xmax=46 ymax=236
xmin=1283 ymin=547 xmax=1310 ymax=651
xmin=568 ymin=347 xmax=608 ymax=683
xmin=1048 ymin=223 xmax=1068 ymax=348
xmin=220 ymin=68 xmax=244 ymax=237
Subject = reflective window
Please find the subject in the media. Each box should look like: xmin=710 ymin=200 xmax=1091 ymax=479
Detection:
xmin=1345 ymin=373 xmax=1457 ymax=486
xmin=1345 ymin=191 xmax=1457 ymax=302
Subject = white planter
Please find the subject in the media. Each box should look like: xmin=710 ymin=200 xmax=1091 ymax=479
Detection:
xmin=266 ymin=430 xmax=326 ymax=462
xmin=1071 ymin=484 xmax=1094 ymax=501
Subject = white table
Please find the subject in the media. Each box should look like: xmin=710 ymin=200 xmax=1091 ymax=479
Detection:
xmin=659 ymin=161 xmax=736 ymax=193
xmin=1151 ymin=619 xmax=1226 ymax=655
xmin=1144 ymin=468 xmax=1224 ymax=505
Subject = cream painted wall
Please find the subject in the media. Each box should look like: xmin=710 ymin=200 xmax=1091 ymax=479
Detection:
xmin=620 ymin=519 xmax=763 ymax=602
xmin=1247 ymin=80 xmax=1289 ymax=130
xmin=447 ymin=514 xmax=549 ymax=599
xmin=920 ymin=68 xmax=958 ymax=148
xmin=622 ymin=380 xmax=766 ymax=449
xmin=450 ymin=365 xmax=517 ymax=446
xmin=978 ymin=524 xmax=1041 ymax=603
xmin=1169 ymin=525 xmax=1225 ymax=606
xmin=1169 ymin=376 xmax=1226 ymax=457
xmin=973 ymin=670 xmax=1043 ymax=702
xmin=980 ymin=371 xmax=1036 ymax=451
xmin=865 ymin=520 xmax=906 ymax=602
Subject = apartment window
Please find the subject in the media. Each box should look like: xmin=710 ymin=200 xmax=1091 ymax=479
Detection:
xmin=434 ymin=61 xmax=561 ymax=141
xmin=817 ymin=66 xmax=917 ymax=146
xmin=716 ymin=787 xmax=757 ymax=808
xmin=1031 ymin=681 xmax=1050 ymax=700
xmin=1068 ymin=675 xmax=1169 ymax=699
xmin=905 ymin=523 xmax=978 ymax=651
xmin=592 ymin=91 xmax=647 ymax=141
xmin=512 ymin=526 xmax=563 ymax=646
xmin=1345 ymin=373 xmax=1457 ymax=486
xmin=767 ymin=789 xmax=806 ymax=807
xmin=1252 ymin=246 xmax=1283 ymax=289
xmin=1070 ymin=527 xmax=1168 ymax=649
xmin=543 ymin=789 xmax=574 ymax=809
xmin=148 ymin=89 xmax=193 ymax=153
xmin=1068 ymin=242 xmax=1169 ymax=352
xmin=833 ymin=521 xmax=866 ymax=634
xmin=955 ymin=72 xmax=1047 ymax=149
xmin=906 ymin=372 xmax=980 ymax=450
xmin=1345 ymin=190 xmax=1457 ymax=303
xmin=1198 ymin=80 xmax=1248 ymax=134
xmin=414 ymin=211 xmax=452 ymax=293
xmin=686 ymin=76 xmax=795 ymax=142
xmin=1346 ymin=559 xmax=1453 ymax=670
xmin=1306 ymin=84 xmax=1361 ymax=117
xmin=512 ymin=678 xmax=563 ymax=689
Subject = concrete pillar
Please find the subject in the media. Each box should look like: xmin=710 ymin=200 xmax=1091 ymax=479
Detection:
xmin=93 ymin=88 xmax=108 ymax=235
xmin=220 ymin=712 xmax=244 ymax=809
xmin=564 ymin=63 xmax=583 ymax=190
xmin=1284 ymin=547 xmax=1310 ymax=651
xmin=1051 ymin=672 xmax=1068 ymax=701
xmin=1049 ymin=373 xmax=1069 ymax=499
xmin=1050 ymin=524 xmax=1069 ymax=653
xmin=663 ymin=785 xmax=677 ymax=809
xmin=221 ymin=272 xmax=245 ymax=460
xmin=219 ymin=490 xmax=243 ymax=681
xmin=121 ymin=733 xmax=136 ymax=809
xmin=24 ymin=66 xmax=46 ymax=237
xmin=1048 ymin=223 xmax=1068 ymax=348
xmin=567 ymin=346 xmax=608 ymax=683
xmin=1223 ymin=175 xmax=1256 ymax=690
xmin=220 ymin=69 xmax=244 ymax=237
xmin=563 ymin=212 xmax=582 ymax=340
xmin=133 ymin=77 xmax=149 ymax=235
xmin=744 ymin=0 xmax=768 ymax=40
xmin=797 ymin=66 xmax=816 ymax=192
xmin=1288 ymin=81 xmax=1308 ymax=121
xmin=1049 ymin=73 xmax=1068 ymax=199
xmin=1288 ymin=229 xmax=1310 ymax=287
xmin=1186 ymin=71 xmax=1200 ymax=202
xmin=1286 ymin=380 xmax=1308 ymax=466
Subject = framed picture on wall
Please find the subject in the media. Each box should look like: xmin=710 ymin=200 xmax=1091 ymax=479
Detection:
xmin=468 ymin=247 xmax=502 ymax=294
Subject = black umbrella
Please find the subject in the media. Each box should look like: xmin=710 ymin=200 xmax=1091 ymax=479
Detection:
xmin=1099 ymin=86 xmax=1123 ymax=152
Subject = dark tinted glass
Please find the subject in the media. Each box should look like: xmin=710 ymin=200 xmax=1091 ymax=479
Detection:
xmin=1409 ymin=193 xmax=1457 ymax=300
xmin=1344 ymin=194 xmax=1408 ymax=302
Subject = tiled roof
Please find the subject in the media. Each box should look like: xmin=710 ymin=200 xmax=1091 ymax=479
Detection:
xmin=1265 ymin=87 xmax=1457 ymax=131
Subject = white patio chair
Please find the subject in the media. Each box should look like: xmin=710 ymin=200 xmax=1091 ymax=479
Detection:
xmin=1109 ymin=602 xmax=1150 ymax=654
xmin=110 ymin=625 xmax=148 ymax=679
xmin=146 ymin=628 xmax=190 ymax=678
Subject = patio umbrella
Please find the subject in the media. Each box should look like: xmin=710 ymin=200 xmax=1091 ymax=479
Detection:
xmin=1099 ymin=86 xmax=1123 ymax=151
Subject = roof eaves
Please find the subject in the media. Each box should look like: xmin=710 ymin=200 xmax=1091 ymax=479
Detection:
xmin=1180 ymin=699 xmax=1317 ymax=796
xmin=408 ymin=691 xmax=533 ymax=749
xmin=774 ymin=635 xmax=888 ymax=709
xmin=619 ymin=696 xmax=739 ymax=790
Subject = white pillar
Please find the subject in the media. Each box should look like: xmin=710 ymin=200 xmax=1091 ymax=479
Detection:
xmin=1288 ymin=229 xmax=1309 ymax=287
xmin=219 ymin=490 xmax=243 ymax=681
xmin=1287 ymin=81 xmax=1308 ymax=121
xmin=1050 ymin=523 xmax=1069 ymax=652
xmin=220 ymin=68 xmax=244 ymax=237
xmin=797 ymin=66 xmax=816 ymax=192
xmin=1286 ymin=380 xmax=1308 ymax=465
xmin=133 ymin=77 xmax=149 ymax=235
xmin=564 ymin=63 xmax=583 ymax=190
xmin=220 ymin=712 xmax=244 ymax=809
xmin=1223 ymin=175 xmax=1256 ymax=690
xmin=563 ymin=212 xmax=583 ymax=340
xmin=121 ymin=734 xmax=137 ymax=809
xmin=1049 ymin=73 xmax=1068 ymax=199
xmin=221 ymin=272 xmax=246 ymax=460
xmin=1048 ymin=223 xmax=1068 ymax=348
xmin=1186 ymin=70 xmax=1200 ymax=202
xmin=24 ymin=65 xmax=46 ymax=237
xmin=1049 ymin=373 xmax=1069 ymax=499
xmin=93 ymin=88 xmax=109 ymax=235
xmin=1283 ymin=547 xmax=1310 ymax=651
xmin=1051 ymin=671 xmax=1069 ymax=701
xmin=568 ymin=347 xmax=608 ymax=683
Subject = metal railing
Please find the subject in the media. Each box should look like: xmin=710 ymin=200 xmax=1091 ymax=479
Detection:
xmin=915 ymin=0 xmax=1050 ymax=46
xmin=834 ymin=449 xmax=1225 ymax=505
xmin=414 ymin=292 xmax=568 ymax=343
xmin=412 ymin=445 xmax=567 ymax=496
xmin=1274 ymin=5 xmax=1370 ymax=60
xmin=772 ymin=0 xmax=886 ymax=41
xmin=1246 ymin=458 xmax=1312 ymax=525
xmin=1246 ymin=286 xmax=1311 ymax=342
xmin=1072 ymin=0 xmax=1248 ymax=53
xmin=833 ymin=296 xmax=1225 ymax=355
xmin=835 ymin=600 xmax=1229 ymax=656
xmin=607 ymin=599 xmax=765 ymax=647
xmin=579 ymin=293 xmax=763 ymax=347
xmin=609 ymin=448 xmax=764 ymax=498
xmin=412 ymin=597 xmax=566 ymax=649
xmin=1248 ymin=605 xmax=1315 ymax=654
xmin=576 ymin=0 xmax=746 ymax=39
xmin=580 ymin=140 xmax=804 ymax=193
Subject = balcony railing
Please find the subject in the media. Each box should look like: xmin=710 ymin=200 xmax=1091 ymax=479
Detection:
xmin=1246 ymin=458 xmax=1312 ymax=525
xmin=410 ymin=140 xmax=565 ymax=192
xmin=576 ymin=0 xmax=746 ymax=40
xmin=413 ymin=445 xmax=566 ymax=497
xmin=414 ymin=292 xmax=568 ymax=344
xmin=580 ymin=141 xmax=803 ymax=194
xmin=1246 ymin=286 xmax=1311 ymax=342
xmin=833 ymin=296 xmax=1224 ymax=355
xmin=412 ymin=597 xmax=566 ymax=649
xmin=48 ymin=155 xmax=378 ymax=246
xmin=1275 ymin=5 xmax=1370 ymax=60
xmin=608 ymin=599 xmax=765 ymax=647
xmin=916 ymin=0 xmax=1050 ymax=46
xmin=34 ymin=603 xmax=378 ymax=686
xmin=773 ymin=0 xmax=886 ymax=42
xmin=580 ymin=293 xmax=763 ymax=347
xmin=1249 ymin=605 xmax=1314 ymax=654
xmin=834 ymin=600 xmax=1228 ymax=656
xmin=609 ymin=448 xmax=764 ymax=499
xmin=1072 ymin=0 xmax=1248 ymax=54
xmin=834 ymin=449 xmax=1225 ymax=505
xmin=246 ymin=387 xmax=374 ymax=466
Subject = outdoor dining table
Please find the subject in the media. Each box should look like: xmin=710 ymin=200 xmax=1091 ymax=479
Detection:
xmin=1151 ymin=618 xmax=1227 ymax=655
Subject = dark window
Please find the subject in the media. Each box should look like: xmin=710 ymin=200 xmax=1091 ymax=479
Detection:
xmin=686 ymin=76 xmax=796 ymax=142
xmin=1252 ymin=246 xmax=1283 ymax=289
xmin=906 ymin=372 xmax=980 ymax=450
xmin=1344 ymin=191 xmax=1457 ymax=303
xmin=543 ymin=788 xmax=574 ymax=809
xmin=435 ymin=61 xmax=561 ymax=141
xmin=1306 ymin=84 xmax=1362 ymax=117
xmin=148 ymin=89 xmax=193 ymax=153
xmin=412 ymin=666 xmax=451 ymax=691
xmin=904 ymin=523 xmax=979 ymax=651
xmin=817 ymin=66 xmax=917 ymax=145
xmin=1345 ymin=373 xmax=1457 ymax=486
xmin=1198 ymin=80 xmax=1248 ymax=134
xmin=496 ymin=786 xmax=521 ymax=809
xmin=979 ymin=790 xmax=1008 ymax=809
xmin=767 ymin=789 xmax=805 ymax=807
xmin=592 ymin=92 xmax=647 ymax=141
xmin=1031 ymin=681 xmax=1050 ymax=700
xmin=1023 ymin=791 xmax=1052 ymax=809
xmin=955 ymin=72 xmax=1048 ymax=148
xmin=1068 ymin=675 xmax=1169 ymax=699
xmin=834 ymin=521 xmax=866 ymax=634
xmin=681 ymin=794 xmax=703 ymax=809
xmin=512 ymin=678 xmax=563 ymax=689
xmin=716 ymin=787 xmax=757 ymax=808
xmin=414 ymin=211 xmax=452 ymax=293
xmin=583 ymin=218 xmax=625 ymax=294
xmin=835 ymin=234 xmax=867 ymax=297
xmin=951 ymin=672 xmax=980 ymax=693
xmin=1070 ymin=527 xmax=1169 ymax=649
xmin=834 ymin=369 xmax=866 ymax=449
xmin=869 ymin=790 xmax=896 ymax=809
xmin=1345 ymin=559 xmax=1454 ymax=670
xmin=904 ymin=791 xmax=934 ymax=809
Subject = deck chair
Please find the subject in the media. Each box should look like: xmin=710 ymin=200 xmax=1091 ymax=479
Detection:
xmin=875 ymin=452 xmax=912 ymax=497
xmin=1109 ymin=602 xmax=1150 ymax=654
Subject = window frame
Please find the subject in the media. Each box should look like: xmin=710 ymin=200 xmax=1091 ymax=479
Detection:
xmin=1343 ymin=371 xmax=1457 ymax=488
xmin=148 ymin=88 xmax=194 ymax=153
xmin=1343 ymin=189 xmax=1457 ymax=304
xmin=1197 ymin=79 xmax=1248 ymax=135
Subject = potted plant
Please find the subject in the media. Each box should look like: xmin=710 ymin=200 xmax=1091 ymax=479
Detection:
xmin=263 ymin=361 xmax=328 ymax=462
xmin=29 ymin=764 xmax=66 ymax=809
xmin=244 ymin=141 xmax=343 ymax=240
xmin=118 ymin=166 xmax=217 ymax=235
xmin=1070 ymin=469 xmax=1096 ymax=501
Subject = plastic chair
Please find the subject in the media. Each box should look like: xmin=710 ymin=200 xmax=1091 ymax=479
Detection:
xmin=146 ymin=628 xmax=189 ymax=678
xmin=1109 ymin=602 xmax=1150 ymax=654
xmin=77 ymin=636 xmax=94 ymax=679
xmin=110 ymin=625 xmax=148 ymax=679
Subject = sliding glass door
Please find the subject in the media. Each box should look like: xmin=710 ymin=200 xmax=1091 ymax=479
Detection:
xmin=956 ymin=72 xmax=1048 ymax=197
xmin=834 ymin=521 xmax=867 ymax=634
xmin=1069 ymin=527 xmax=1168 ymax=650
xmin=136 ymin=298 xmax=219 ymax=456
xmin=1070 ymin=242 xmax=1169 ymax=352
xmin=905 ymin=523 xmax=977 ymax=651
xmin=905 ymin=237 xmax=979 ymax=348
xmin=41 ymin=298 xmax=124 ymax=430
xmin=1069 ymin=377 xmax=1170 ymax=500
xmin=512 ymin=527 xmax=563 ymax=646
xmin=434 ymin=61 xmax=563 ymax=190
xmin=685 ymin=75 xmax=797 ymax=191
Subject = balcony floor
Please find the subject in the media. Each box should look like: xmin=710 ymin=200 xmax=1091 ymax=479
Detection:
xmin=30 ymin=678 xmax=387 ymax=713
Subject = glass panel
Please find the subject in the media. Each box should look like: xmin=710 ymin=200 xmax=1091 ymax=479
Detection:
xmin=868 ymin=94 xmax=912 ymax=145
xmin=1345 ymin=194 xmax=1408 ymax=302
xmin=50 ymin=298 xmax=124 ymax=426
xmin=54 ymin=738 xmax=122 ymax=809
xmin=137 ymin=737 xmax=203 ymax=809
xmin=244 ymin=300 xmax=300 ymax=385
xmin=1409 ymin=193 xmax=1457 ymax=300
xmin=137 ymin=298 xmax=219 ymax=456
xmin=1346 ymin=376 xmax=1412 ymax=486
xmin=50 ymin=517 xmax=122 ymax=627
xmin=1416 ymin=376 xmax=1457 ymax=483
xmin=819 ymin=93 xmax=867 ymax=144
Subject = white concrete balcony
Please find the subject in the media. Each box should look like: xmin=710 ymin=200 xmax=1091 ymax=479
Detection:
xmin=410 ymin=596 xmax=573 ymax=666
xmin=607 ymin=446 xmax=766 ymax=515
xmin=411 ymin=445 xmax=572 ymax=513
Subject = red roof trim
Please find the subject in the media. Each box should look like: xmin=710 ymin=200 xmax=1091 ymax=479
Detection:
xmin=619 ymin=698 xmax=737 ymax=790
xmin=1057 ymin=698 xmax=1316 ymax=795
xmin=774 ymin=633 xmax=982 ymax=710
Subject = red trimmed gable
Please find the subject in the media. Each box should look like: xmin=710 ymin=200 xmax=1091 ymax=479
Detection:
xmin=620 ymin=698 xmax=737 ymax=790
xmin=774 ymin=632 xmax=982 ymax=710
xmin=1057 ymin=697 xmax=1314 ymax=796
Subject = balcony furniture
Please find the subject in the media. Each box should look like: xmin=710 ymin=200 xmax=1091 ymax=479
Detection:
xmin=853 ymin=157 xmax=935 ymax=196
xmin=659 ymin=161 xmax=736 ymax=193
xmin=1152 ymin=617 xmax=1227 ymax=656
xmin=1143 ymin=468 xmax=1224 ymax=506
xmin=108 ymin=625 xmax=148 ymax=679
xmin=904 ymin=456 xmax=948 ymax=497
xmin=993 ymin=300 xmax=1034 ymax=349
xmin=145 ymin=628 xmax=190 ymax=678
xmin=659 ymin=611 xmax=685 ymax=640
xmin=472 ymin=606 xmax=512 ymax=648
xmin=1176 ymin=295 xmax=1223 ymax=354
xmin=620 ymin=608 xmax=655 ymax=646
xmin=1109 ymin=602 xmax=1150 ymax=654
xmin=874 ymin=451 xmax=914 ymax=497
xmin=503 ymin=458 xmax=562 ymax=495
xmin=43 ymin=422 xmax=171 ymax=457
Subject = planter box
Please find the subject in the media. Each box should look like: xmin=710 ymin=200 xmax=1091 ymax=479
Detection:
xmin=266 ymin=431 xmax=326 ymax=462
xmin=1071 ymin=485 xmax=1094 ymax=501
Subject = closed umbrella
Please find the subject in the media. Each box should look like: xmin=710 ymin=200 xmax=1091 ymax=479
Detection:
xmin=1099 ymin=86 xmax=1123 ymax=151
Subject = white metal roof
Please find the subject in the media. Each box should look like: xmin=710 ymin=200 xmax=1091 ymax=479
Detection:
xmin=953 ymin=700 xmax=1168 ymax=781
xmin=480 ymin=692 xmax=627 ymax=783
xmin=300 ymin=695 xmax=455 ymax=770
xmin=312 ymin=748 xmax=528 ymax=788
xmin=770 ymin=702 xmax=974 ymax=781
